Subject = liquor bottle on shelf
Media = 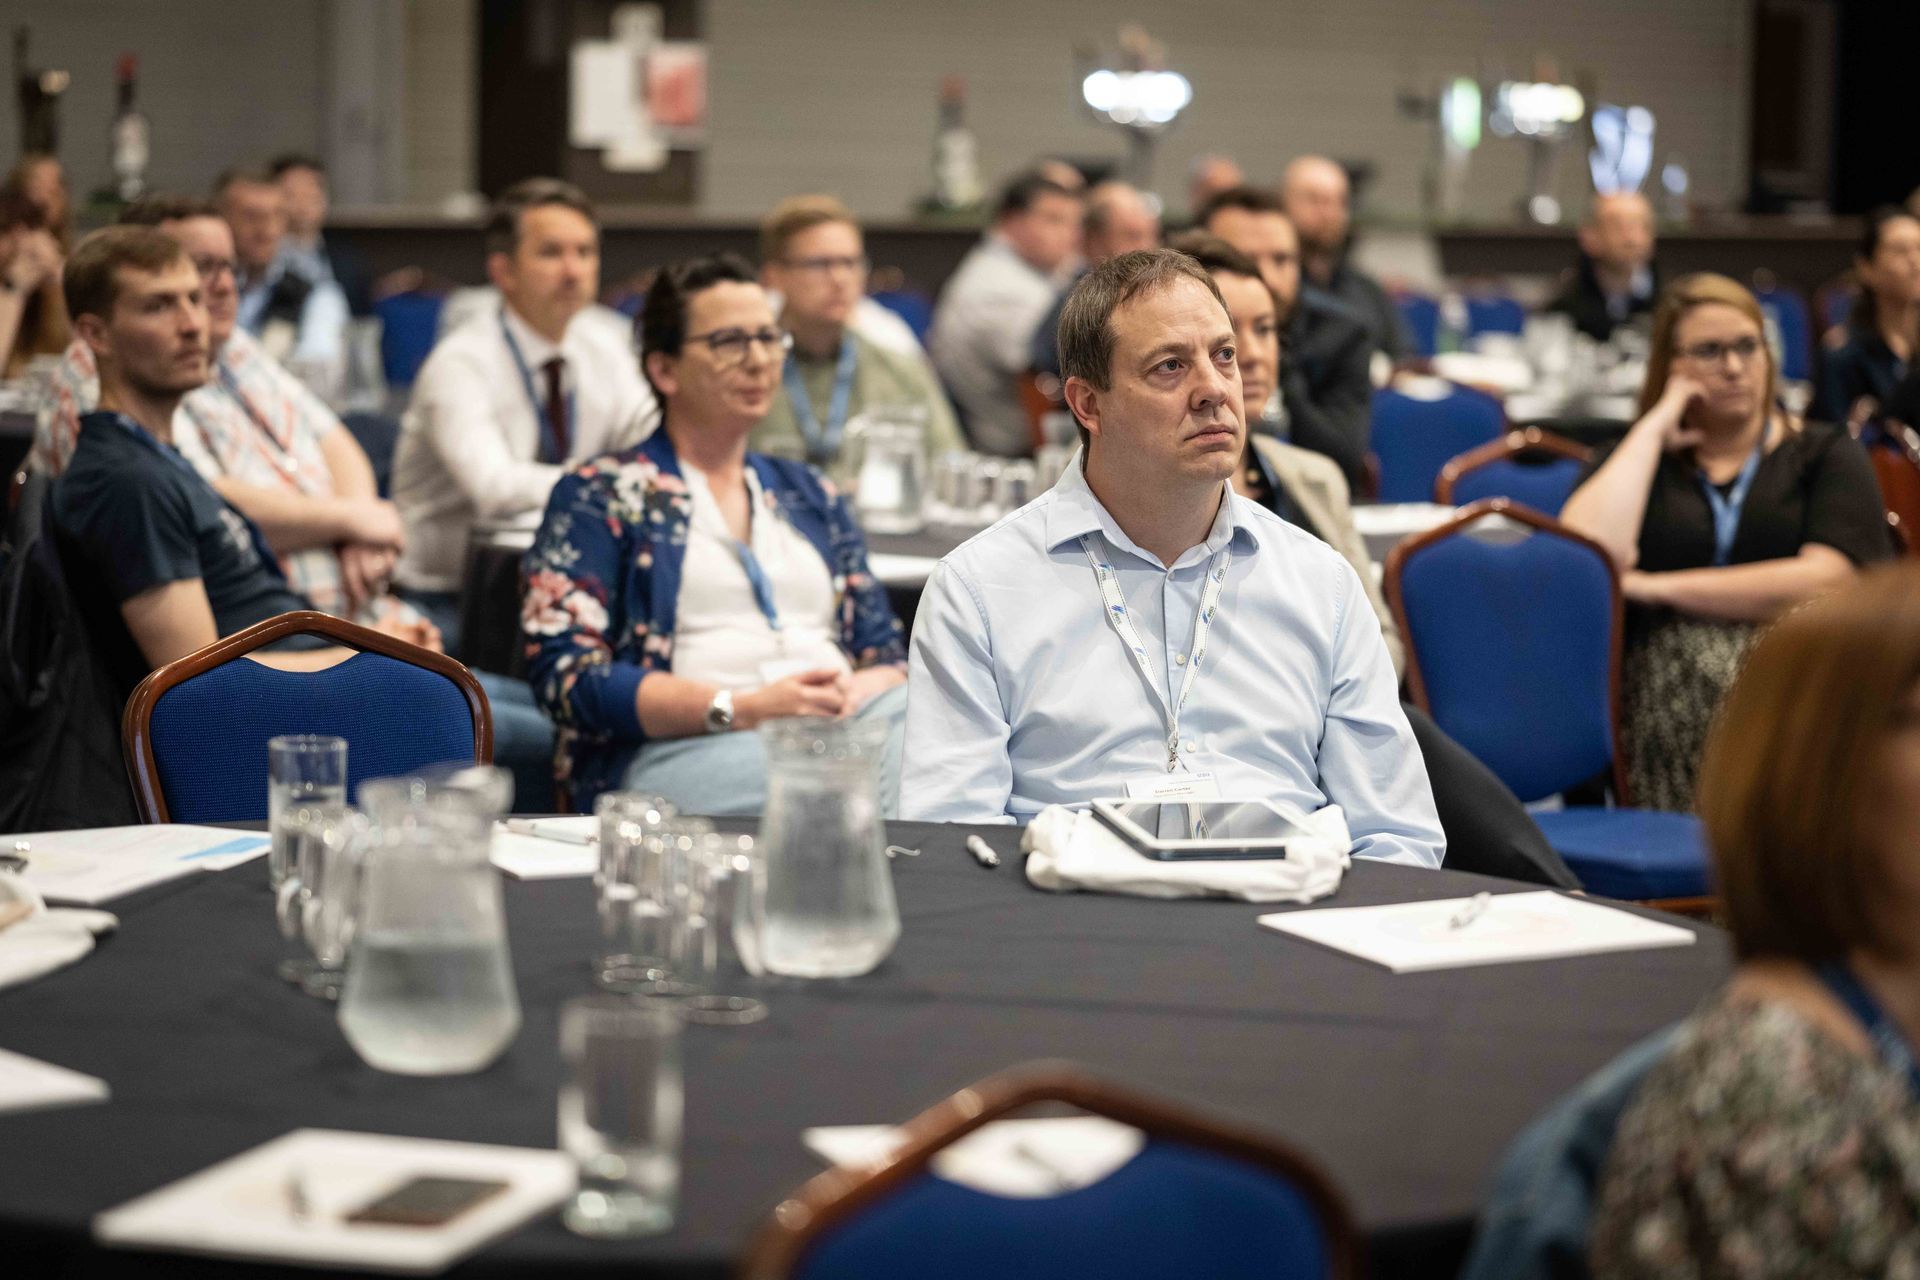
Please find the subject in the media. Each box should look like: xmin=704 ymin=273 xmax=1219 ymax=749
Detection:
xmin=928 ymin=75 xmax=982 ymax=214
xmin=109 ymin=53 xmax=149 ymax=203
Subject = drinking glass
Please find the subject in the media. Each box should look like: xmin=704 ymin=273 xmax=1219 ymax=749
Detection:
xmin=273 ymin=801 xmax=337 ymax=985
xmin=298 ymin=809 xmax=369 ymax=1000
xmin=268 ymin=735 xmax=346 ymax=890
xmin=682 ymin=832 xmax=768 ymax=1026
xmin=596 ymin=809 xmax=706 ymax=993
xmin=558 ymin=996 xmax=684 ymax=1239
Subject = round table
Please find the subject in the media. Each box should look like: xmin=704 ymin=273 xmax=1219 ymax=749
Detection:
xmin=0 ymin=825 xmax=1730 ymax=1279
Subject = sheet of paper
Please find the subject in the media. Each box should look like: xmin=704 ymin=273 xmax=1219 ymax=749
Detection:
xmin=498 ymin=817 xmax=596 ymax=845
xmin=804 ymin=1116 xmax=1143 ymax=1198
xmin=569 ymin=41 xmax=635 ymax=148
xmin=490 ymin=832 xmax=596 ymax=881
xmin=94 ymin=1128 xmax=574 ymax=1274
xmin=0 ymin=1046 xmax=110 ymax=1115
xmin=1348 ymin=502 xmax=1459 ymax=538
xmin=13 ymin=826 xmax=271 ymax=906
xmin=1259 ymin=890 xmax=1696 ymax=974
xmin=865 ymin=553 xmax=939 ymax=586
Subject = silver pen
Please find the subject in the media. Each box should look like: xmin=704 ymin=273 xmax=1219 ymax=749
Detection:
xmin=1448 ymin=891 xmax=1493 ymax=930
xmin=965 ymin=835 xmax=1001 ymax=868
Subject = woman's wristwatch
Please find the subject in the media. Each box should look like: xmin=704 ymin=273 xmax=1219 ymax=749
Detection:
xmin=704 ymin=688 xmax=735 ymax=734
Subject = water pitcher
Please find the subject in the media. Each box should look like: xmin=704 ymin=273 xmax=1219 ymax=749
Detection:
xmin=846 ymin=409 xmax=928 ymax=535
xmin=337 ymin=767 xmax=521 ymax=1075
xmin=757 ymin=718 xmax=899 ymax=977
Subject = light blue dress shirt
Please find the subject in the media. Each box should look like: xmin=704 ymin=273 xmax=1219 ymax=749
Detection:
xmin=237 ymin=252 xmax=350 ymax=366
xmin=901 ymin=458 xmax=1445 ymax=868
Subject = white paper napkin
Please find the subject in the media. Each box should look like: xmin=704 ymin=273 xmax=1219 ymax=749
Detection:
xmin=805 ymin=1116 xmax=1145 ymax=1198
xmin=1021 ymin=805 xmax=1349 ymax=903
xmin=0 ymin=872 xmax=117 ymax=992
xmin=0 ymin=1046 xmax=111 ymax=1115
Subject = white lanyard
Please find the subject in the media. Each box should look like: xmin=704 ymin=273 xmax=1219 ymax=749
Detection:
xmin=1079 ymin=533 xmax=1232 ymax=772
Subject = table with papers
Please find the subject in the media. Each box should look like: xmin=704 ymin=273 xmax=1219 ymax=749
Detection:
xmin=0 ymin=821 xmax=1730 ymax=1279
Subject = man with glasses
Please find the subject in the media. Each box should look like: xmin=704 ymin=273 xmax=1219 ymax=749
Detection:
xmin=522 ymin=254 xmax=907 ymax=814
xmin=392 ymin=178 xmax=658 ymax=649
xmin=32 ymin=194 xmax=406 ymax=623
xmin=752 ymin=195 xmax=962 ymax=488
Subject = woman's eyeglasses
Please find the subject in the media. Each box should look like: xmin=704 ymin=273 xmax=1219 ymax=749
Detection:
xmin=1676 ymin=335 xmax=1764 ymax=366
xmin=684 ymin=327 xmax=794 ymax=367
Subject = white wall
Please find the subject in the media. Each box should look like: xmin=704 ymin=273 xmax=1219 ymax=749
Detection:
xmin=700 ymin=0 xmax=1751 ymax=222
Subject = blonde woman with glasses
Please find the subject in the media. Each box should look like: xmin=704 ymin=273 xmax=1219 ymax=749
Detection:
xmin=1560 ymin=273 xmax=1890 ymax=810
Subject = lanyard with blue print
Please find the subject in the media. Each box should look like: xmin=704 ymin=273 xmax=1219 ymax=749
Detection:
xmin=1816 ymin=960 xmax=1920 ymax=1101
xmin=782 ymin=336 xmax=858 ymax=465
xmin=1695 ymin=414 xmax=1771 ymax=568
xmin=101 ymin=413 xmax=286 ymax=576
xmin=499 ymin=309 xmax=575 ymax=464
xmin=1080 ymin=533 xmax=1232 ymax=773
xmin=735 ymin=539 xmax=783 ymax=634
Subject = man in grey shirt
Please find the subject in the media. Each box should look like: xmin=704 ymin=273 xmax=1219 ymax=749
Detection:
xmin=929 ymin=171 xmax=1083 ymax=456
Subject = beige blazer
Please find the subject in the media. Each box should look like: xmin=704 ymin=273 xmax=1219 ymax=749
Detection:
xmin=1250 ymin=435 xmax=1407 ymax=678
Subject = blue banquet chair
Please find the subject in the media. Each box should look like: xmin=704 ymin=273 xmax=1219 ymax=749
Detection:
xmin=744 ymin=1062 xmax=1360 ymax=1280
xmin=122 ymin=611 xmax=492 ymax=824
xmin=1370 ymin=382 xmax=1507 ymax=504
xmin=1463 ymin=293 xmax=1527 ymax=339
xmin=1384 ymin=501 xmax=1710 ymax=909
xmin=1395 ymin=292 xmax=1442 ymax=358
xmin=1753 ymin=284 xmax=1813 ymax=383
xmin=1435 ymin=427 xmax=1592 ymax=515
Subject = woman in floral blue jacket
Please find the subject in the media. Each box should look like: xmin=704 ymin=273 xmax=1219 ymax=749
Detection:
xmin=521 ymin=255 xmax=907 ymax=812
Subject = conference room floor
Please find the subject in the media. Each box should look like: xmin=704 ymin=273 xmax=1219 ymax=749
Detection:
xmin=0 ymin=822 xmax=1730 ymax=1279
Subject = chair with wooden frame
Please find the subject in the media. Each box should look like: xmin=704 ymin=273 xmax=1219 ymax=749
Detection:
xmin=1385 ymin=500 xmax=1711 ymax=913
xmin=1434 ymin=427 xmax=1591 ymax=516
xmin=743 ymin=1062 xmax=1361 ymax=1280
xmin=123 ymin=610 xmax=492 ymax=824
xmin=1869 ymin=424 xmax=1920 ymax=558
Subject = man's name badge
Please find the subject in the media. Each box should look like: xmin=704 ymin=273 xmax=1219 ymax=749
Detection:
xmin=1123 ymin=772 xmax=1222 ymax=800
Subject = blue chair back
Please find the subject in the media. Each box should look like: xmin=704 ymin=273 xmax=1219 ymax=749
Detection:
xmin=1396 ymin=293 xmax=1441 ymax=357
xmin=127 ymin=613 xmax=487 ymax=823
xmin=1389 ymin=506 xmax=1619 ymax=802
xmin=868 ymin=289 xmax=935 ymax=344
xmin=1370 ymin=385 xmax=1506 ymax=503
xmin=795 ymin=1139 xmax=1332 ymax=1280
xmin=373 ymin=291 xmax=446 ymax=388
xmin=1445 ymin=455 xmax=1586 ymax=515
xmin=1755 ymin=286 xmax=1812 ymax=382
xmin=1464 ymin=294 xmax=1527 ymax=337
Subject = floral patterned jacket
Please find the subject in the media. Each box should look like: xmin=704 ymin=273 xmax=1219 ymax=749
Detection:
xmin=521 ymin=427 xmax=906 ymax=810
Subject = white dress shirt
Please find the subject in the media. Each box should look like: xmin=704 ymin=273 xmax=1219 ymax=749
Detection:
xmin=928 ymin=235 xmax=1060 ymax=457
xmin=901 ymin=457 xmax=1445 ymax=868
xmin=394 ymin=303 xmax=659 ymax=592
xmin=671 ymin=466 xmax=851 ymax=689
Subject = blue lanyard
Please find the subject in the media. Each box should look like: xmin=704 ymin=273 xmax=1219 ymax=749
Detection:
xmin=1696 ymin=416 xmax=1770 ymax=568
xmin=498 ymin=309 xmax=576 ymax=464
xmin=1816 ymin=960 xmax=1920 ymax=1100
xmin=781 ymin=336 xmax=857 ymax=465
xmin=100 ymin=413 xmax=287 ymax=578
xmin=734 ymin=540 xmax=783 ymax=633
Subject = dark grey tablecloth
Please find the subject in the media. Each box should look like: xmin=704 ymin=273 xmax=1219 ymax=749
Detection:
xmin=0 ymin=824 xmax=1730 ymax=1279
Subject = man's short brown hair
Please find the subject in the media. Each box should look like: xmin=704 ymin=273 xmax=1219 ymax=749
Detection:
xmin=1699 ymin=562 xmax=1920 ymax=963
xmin=63 ymin=225 xmax=191 ymax=324
xmin=1165 ymin=231 xmax=1262 ymax=284
xmin=1195 ymin=184 xmax=1287 ymax=229
xmin=485 ymin=177 xmax=597 ymax=256
xmin=760 ymin=195 xmax=858 ymax=264
xmin=1058 ymin=248 xmax=1226 ymax=392
xmin=120 ymin=193 xmax=220 ymax=227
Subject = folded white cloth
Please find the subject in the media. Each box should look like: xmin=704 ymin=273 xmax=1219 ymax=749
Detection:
xmin=0 ymin=873 xmax=117 ymax=993
xmin=1021 ymin=804 xmax=1350 ymax=903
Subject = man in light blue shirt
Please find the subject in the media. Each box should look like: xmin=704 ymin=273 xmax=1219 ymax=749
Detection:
xmin=901 ymin=248 xmax=1444 ymax=868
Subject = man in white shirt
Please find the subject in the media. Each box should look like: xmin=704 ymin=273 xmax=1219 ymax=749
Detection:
xmin=902 ymin=248 xmax=1443 ymax=867
xmin=929 ymin=171 xmax=1083 ymax=457
xmin=392 ymin=178 xmax=659 ymax=645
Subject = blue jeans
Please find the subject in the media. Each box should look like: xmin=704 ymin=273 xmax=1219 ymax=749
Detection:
xmin=473 ymin=670 xmax=555 ymax=814
xmin=622 ymin=683 xmax=909 ymax=818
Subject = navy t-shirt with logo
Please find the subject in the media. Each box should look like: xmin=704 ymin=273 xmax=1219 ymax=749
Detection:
xmin=51 ymin=411 xmax=314 ymax=639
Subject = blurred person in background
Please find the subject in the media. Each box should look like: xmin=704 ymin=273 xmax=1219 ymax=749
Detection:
xmin=216 ymin=166 xmax=349 ymax=369
xmin=392 ymin=178 xmax=657 ymax=650
xmin=32 ymin=195 xmax=404 ymax=623
xmin=1545 ymin=192 xmax=1660 ymax=343
xmin=1185 ymin=153 xmax=1245 ymax=224
xmin=1281 ymin=154 xmax=1409 ymax=361
xmin=1814 ymin=206 xmax=1920 ymax=432
xmin=1032 ymin=181 xmax=1162 ymax=379
xmin=752 ymin=195 xmax=962 ymax=488
xmin=8 ymin=153 xmax=71 ymax=247
xmin=269 ymin=153 xmax=374 ymax=318
xmin=522 ymin=254 xmax=906 ymax=815
xmin=1591 ymin=562 xmax=1920 ymax=1278
xmin=930 ymin=170 xmax=1083 ymax=456
xmin=1560 ymin=273 xmax=1889 ymax=811
xmin=1202 ymin=186 xmax=1374 ymax=492
xmin=0 ymin=179 xmax=67 ymax=378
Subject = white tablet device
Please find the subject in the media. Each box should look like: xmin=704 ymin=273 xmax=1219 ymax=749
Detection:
xmin=1089 ymin=798 xmax=1313 ymax=860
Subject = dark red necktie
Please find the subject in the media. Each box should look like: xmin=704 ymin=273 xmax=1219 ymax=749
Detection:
xmin=542 ymin=356 xmax=570 ymax=461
